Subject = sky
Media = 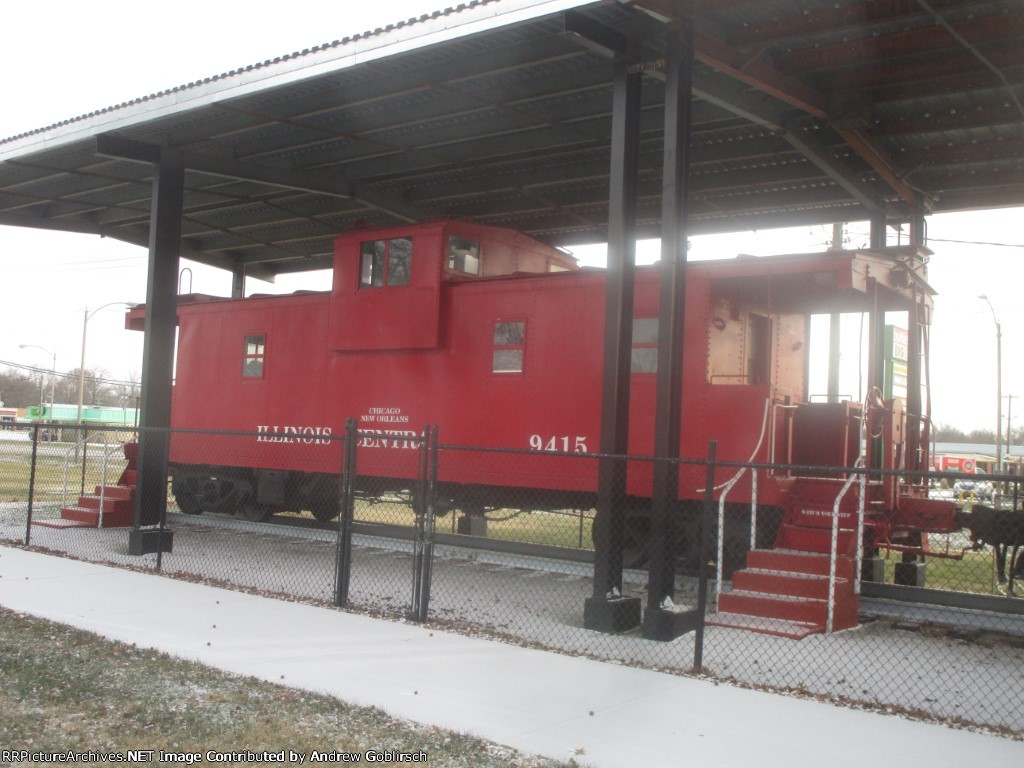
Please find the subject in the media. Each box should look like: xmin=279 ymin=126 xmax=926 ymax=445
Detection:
xmin=0 ymin=0 xmax=1021 ymax=434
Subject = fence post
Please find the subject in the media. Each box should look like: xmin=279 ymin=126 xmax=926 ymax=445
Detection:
xmin=154 ymin=428 xmax=172 ymax=572
xmin=409 ymin=425 xmax=430 ymax=621
xmin=417 ymin=425 xmax=439 ymax=623
xmin=25 ymin=425 xmax=41 ymax=546
xmin=693 ymin=440 xmax=717 ymax=672
xmin=80 ymin=430 xmax=89 ymax=496
xmin=334 ymin=419 xmax=358 ymax=608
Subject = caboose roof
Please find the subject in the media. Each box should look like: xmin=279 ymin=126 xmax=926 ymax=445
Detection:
xmin=700 ymin=246 xmax=934 ymax=315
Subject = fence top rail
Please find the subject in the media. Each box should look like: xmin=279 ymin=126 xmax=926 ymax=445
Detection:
xmin=45 ymin=422 xmax=1022 ymax=487
xmin=25 ymin=422 xmax=139 ymax=435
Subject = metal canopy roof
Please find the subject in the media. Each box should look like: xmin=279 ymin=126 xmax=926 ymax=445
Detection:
xmin=1 ymin=0 xmax=1022 ymax=280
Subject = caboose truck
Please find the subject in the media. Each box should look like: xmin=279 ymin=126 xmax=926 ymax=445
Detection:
xmin=127 ymin=219 xmax=958 ymax=589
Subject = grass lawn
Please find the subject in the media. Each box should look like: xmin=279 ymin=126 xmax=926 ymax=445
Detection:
xmin=0 ymin=441 xmax=126 ymax=505
xmin=0 ymin=607 xmax=580 ymax=767
xmin=353 ymin=500 xmax=595 ymax=551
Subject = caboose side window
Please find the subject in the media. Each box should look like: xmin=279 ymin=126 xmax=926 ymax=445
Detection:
xmin=243 ymin=335 xmax=265 ymax=378
xmin=448 ymin=236 xmax=480 ymax=275
xmin=631 ymin=317 xmax=658 ymax=373
xmin=360 ymin=237 xmax=412 ymax=288
xmin=492 ymin=321 xmax=525 ymax=373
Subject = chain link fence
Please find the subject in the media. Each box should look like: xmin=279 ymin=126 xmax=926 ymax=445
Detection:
xmin=1 ymin=422 xmax=1021 ymax=736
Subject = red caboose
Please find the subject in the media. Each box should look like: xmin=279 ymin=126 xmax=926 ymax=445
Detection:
xmin=129 ymin=219 xmax=943 ymax=563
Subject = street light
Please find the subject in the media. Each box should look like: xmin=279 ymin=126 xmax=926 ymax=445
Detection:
xmin=18 ymin=344 xmax=56 ymax=418
xmin=77 ymin=302 xmax=137 ymax=426
xmin=979 ymin=294 xmax=1002 ymax=484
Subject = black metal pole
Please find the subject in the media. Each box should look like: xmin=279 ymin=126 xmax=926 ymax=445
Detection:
xmin=94 ymin=136 xmax=184 ymax=555
xmin=693 ymin=440 xmax=717 ymax=671
xmin=134 ymin=147 xmax=183 ymax=532
xmin=585 ymin=53 xmax=644 ymax=634
xmin=593 ymin=56 xmax=641 ymax=599
xmin=646 ymin=22 xmax=695 ymax=633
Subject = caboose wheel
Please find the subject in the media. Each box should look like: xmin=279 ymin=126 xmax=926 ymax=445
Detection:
xmin=238 ymin=497 xmax=274 ymax=522
xmin=622 ymin=517 xmax=650 ymax=569
xmin=171 ymin=476 xmax=203 ymax=515
xmin=310 ymin=503 xmax=337 ymax=523
xmin=591 ymin=512 xmax=650 ymax=568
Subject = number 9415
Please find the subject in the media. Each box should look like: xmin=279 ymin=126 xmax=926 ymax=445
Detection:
xmin=529 ymin=435 xmax=588 ymax=453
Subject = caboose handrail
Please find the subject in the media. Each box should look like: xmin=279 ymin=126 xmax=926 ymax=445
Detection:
xmin=827 ymin=466 xmax=861 ymax=633
xmin=60 ymin=433 xmax=124 ymax=511
xmin=714 ymin=471 xmax=743 ymax=612
xmin=704 ymin=399 xmax=771 ymax=494
xmin=94 ymin=441 xmax=123 ymax=529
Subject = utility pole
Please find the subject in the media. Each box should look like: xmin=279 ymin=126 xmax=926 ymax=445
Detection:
xmin=979 ymin=295 xmax=1002 ymax=485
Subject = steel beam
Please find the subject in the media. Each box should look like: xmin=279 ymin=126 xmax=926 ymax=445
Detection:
xmin=231 ymin=264 xmax=246 ymax=298
xmin=101 ymin=141 xmax=185 ymax=540
xmin=588 ymin=56 xmax=643 ymax=632
xmin=645 ymin=22 xmax=695 ymax=640
xmin=563 ymin=10 xmax=633 ymax=59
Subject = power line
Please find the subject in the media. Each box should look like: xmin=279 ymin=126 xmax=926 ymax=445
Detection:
xmin=929 ymin=237 xmax=1024 ymax=249
xmin=0 ymin=359 xmax=138 ymax=388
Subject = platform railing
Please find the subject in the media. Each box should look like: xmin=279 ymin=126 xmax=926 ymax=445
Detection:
xmin=94 ymin=442 xmax=124 ymax=529
xmin=59 ymin=432 xmax=121 ymax=511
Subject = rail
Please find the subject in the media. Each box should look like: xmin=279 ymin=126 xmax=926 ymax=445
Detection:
xmin=827 ymin=466 xmax=862 ymax=633
xmin=94 ymin=442 xmax=123 ymax=528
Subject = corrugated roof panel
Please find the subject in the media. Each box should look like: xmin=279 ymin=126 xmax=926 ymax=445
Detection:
xmin=1 ymin=0 xmax=1022 ymax=268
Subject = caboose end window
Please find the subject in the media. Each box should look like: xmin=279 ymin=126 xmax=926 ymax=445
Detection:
xmin=360 ymin=237 xmax=412 ymax=288
xmin=492 ymin=321 xmax=525 ymax=373
xmin=243 ymin=335 xmax=265 ymax=378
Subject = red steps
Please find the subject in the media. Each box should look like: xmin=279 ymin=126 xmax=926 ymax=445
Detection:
xmin=710 ymin=548 xmax=860 ymax=638
xmin=53 ymin=443 xmax=138 ymax=529
xmin=59 ymin=484 xmax=135 ymax=527
xmin=707 ymin=478 xmax=862 ymax=639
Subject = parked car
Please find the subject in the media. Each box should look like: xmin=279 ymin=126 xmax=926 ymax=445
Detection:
xmin=953 ymin=474 xmax=993 ymax=501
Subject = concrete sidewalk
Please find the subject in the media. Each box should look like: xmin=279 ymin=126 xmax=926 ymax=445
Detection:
xmin=0 ymin=546 xmax=1019 ymax=767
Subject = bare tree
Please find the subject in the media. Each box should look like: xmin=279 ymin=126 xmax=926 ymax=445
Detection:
xmin=51 ymin=367 xmax=121 ymax=407
xmin=932 ymin=424 xmax=968 ymax=443
xmin=111 ymin=370 xmax=141 ymax=409
xmin=0 ymin=368 xmax=42 ymax=408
